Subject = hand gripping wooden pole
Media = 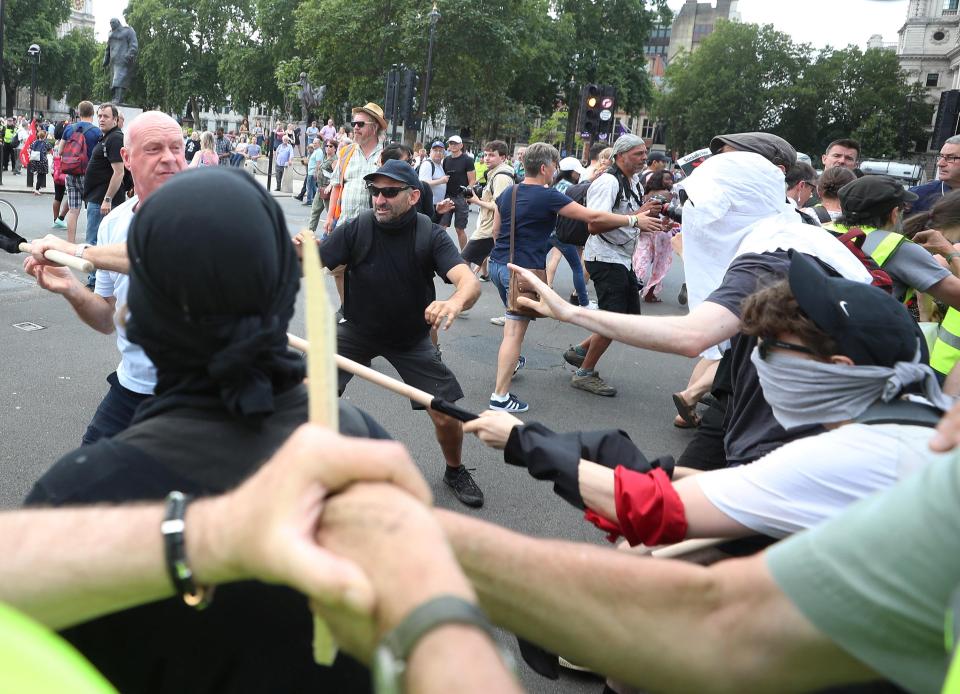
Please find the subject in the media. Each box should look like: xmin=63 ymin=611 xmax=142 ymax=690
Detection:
xmin=299 ymin=229 xmax=339 ymax=666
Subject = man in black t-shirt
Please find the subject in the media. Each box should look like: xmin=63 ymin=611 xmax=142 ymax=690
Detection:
xmin=318 ymin=160 xmax=484 ymax=507
xmin=439 ymin=135 xmax=476 ymax=250
xmin=81 ymin=103 xmax=125 ymax=289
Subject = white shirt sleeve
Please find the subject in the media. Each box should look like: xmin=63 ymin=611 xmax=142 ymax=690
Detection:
xmin=584 ymin=173 xmax=618 ymax=213
xmin=418 ymin=160 xmax=433 ymax=184
xmin=693 ymin=424 xmax=933 ymax=539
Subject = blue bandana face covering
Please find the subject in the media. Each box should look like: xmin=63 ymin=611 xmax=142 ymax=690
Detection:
xmin=750 ymin=346 xmax=954 ymax=430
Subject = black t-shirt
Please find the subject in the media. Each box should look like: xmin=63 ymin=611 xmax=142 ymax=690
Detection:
xmin=24 ymin=389 xmax=385 ymax=694
xmin=443 ymin=153 xmax=475 ymax=197
xmin=705 ymin=251 xmax=824 ymax=466
xmin=184 ymin=137 xmax=199 ymax=162
xmin=320 ymin=213 xmax=465 ymax=347
xmin=82 ymin=126 xmax=124 ymax=204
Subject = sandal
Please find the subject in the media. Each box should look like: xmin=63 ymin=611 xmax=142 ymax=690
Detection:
xmin=673 ymin=414 xmax=696 ymax=429
xmin=672 ymin=392 xmax=701 ymax=428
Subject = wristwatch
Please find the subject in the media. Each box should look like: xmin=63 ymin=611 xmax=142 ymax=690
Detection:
xmin=372 ymin=595 xmax=514 ymax=693
xmin=103 ymin=196 xmax=112 ymax=204
xmin=74 ymin=243 xmax=92 ymax=258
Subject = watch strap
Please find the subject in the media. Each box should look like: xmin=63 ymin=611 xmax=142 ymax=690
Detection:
xmin=161 ymin=491 xmax=214 ymax=609
xmin=74 ymin=243 xmax=91 ymax=258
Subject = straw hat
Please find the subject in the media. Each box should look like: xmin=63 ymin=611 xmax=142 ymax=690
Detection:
xmin=351 ymin=102 xmax=388 ymax=131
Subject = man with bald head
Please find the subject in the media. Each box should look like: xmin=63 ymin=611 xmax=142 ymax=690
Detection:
xmin=25 ymin=111 xmax=187 ymax=444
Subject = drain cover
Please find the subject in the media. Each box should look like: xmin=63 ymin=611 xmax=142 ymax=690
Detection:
xmin=13 ymin=321 xmax=45 ymax=331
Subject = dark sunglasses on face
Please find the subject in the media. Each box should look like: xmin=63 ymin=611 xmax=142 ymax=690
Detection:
xmin=352 ymin=121 xmax=370 ymax=129
xmin=366 ymin=183 xmax=410 ymax=198
xmin=758 ymin=338 xmax=818 ymax=360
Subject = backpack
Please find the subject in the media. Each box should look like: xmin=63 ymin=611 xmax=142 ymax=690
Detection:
xmin=349 ymin=210 xmax=438 ymax=282
xmin=854 ymin=399 xmax=943 ymax=428
xmin=834 ymin=227 xmax=895 ymax=295
xmin=61 ymin=122 xmax=92 ymax=175
xmin=479 ymin=169 xmax=518 ymax=198
xmin=554 ymin=180 xmax=592 ymax=246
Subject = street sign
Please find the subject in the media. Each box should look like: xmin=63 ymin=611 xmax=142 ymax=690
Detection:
xmin=599 ymin=109 xmax=612 ymax=121
xmin=598 ymin=132 xmax=608 ymax=140
xmin=601 ymin=97 xmax=614 ymax=109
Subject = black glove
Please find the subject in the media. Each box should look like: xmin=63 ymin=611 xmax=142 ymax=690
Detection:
xmin=504 ymin=422 xmax=674 ymax=509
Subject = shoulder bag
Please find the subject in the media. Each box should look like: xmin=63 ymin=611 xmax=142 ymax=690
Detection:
xmin=506 ymin=184 xmax=547 ymax=318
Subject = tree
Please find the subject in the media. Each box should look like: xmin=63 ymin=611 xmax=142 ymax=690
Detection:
xmin=38 ymin=28 xmax=101 ymax=106
xmin=2 ymin=0 xmax=70 ymax=116
xmin=530 ymin=108 xmax=568 ymax=149
xmin=654 ymin=21 xmax=809 ymax=155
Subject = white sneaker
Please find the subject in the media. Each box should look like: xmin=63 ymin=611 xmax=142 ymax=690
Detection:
xmin=587 ymin=300 xmax=598 ymax=310
xmin=490 ymin=316 xmax=506 ymax=326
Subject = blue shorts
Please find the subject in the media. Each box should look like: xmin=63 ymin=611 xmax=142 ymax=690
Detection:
xmin=488 ymin=260 xmax=532 ymax=322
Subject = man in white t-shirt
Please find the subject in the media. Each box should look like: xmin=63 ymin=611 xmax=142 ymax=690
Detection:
xmin=418 ymin=140 xmax=448 ymax=214
xmin=465 ymin=252 xmax=953 ymax=548
xmin=23 ymin=111 xmax=187 ymax=444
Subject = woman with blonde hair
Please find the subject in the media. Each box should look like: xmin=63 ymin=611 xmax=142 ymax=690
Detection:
xmin=189 ymin=131 xmax=219 ymax=168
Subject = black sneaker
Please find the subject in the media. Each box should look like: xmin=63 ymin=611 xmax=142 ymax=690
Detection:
xmin=444 ymin=466 xmax=484 ymax=508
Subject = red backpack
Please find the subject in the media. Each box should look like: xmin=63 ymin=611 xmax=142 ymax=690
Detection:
xmin=835 ymin=226 xmax=894 ymax=294
xmin=60 ymin=123 xmax=92 ymax=175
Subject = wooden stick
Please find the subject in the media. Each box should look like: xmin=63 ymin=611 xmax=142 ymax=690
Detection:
xmin=18 ymin=242 xmax=94 ymax=273
xmin=288 ymin=333 xmax=435 ymax=409
xmin=299 ymin=229 xmax=339 ymax=666
xmin=650 ymin=538 xmax=726 ymax=558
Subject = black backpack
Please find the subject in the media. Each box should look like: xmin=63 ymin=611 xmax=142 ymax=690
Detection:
xmin=554 ymin=180 xmax=592 ymax=246
xmin=348 ymin=209 xmax=439 ymax=282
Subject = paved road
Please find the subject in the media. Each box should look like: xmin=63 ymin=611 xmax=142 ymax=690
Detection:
xmin=0 ymin=188 xmax=694 ymax=693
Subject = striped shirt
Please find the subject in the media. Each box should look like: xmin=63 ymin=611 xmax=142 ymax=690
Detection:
xmin=331 ymin=140 xmax=383 ymax=226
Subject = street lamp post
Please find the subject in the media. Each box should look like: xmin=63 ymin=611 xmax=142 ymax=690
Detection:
xmin=27 ymin=44 xmax=40 ymax=188
xmin=28 ymin=44 xmax=40 ymax=121
xmin=419 ymin=4 xmax=440 ymax=142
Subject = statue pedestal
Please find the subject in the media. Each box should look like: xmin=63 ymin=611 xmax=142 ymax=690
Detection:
xmin=117 ymin=105 xmax=143 ymax=133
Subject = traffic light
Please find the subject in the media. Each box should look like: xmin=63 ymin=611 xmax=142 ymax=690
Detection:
xmin=399 ymin=68 xmax=417 ymax=125
xmin=598 ymin=85 xmax=617 ymax=141
xmin=577 ymin=83 xmax=600 ymax=139
xmin=384 ymin=66 xmax=400 ymax=120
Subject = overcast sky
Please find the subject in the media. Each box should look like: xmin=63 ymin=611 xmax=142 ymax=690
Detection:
xmin=94 ymin=0 xmax=910 ymax=49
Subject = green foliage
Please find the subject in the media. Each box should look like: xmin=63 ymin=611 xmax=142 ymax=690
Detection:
xmin=530 ymin=109 xmax=568 ymax=148
xmin=655 ymin=21 xmax=934 ymax=161
xmin=39 ymin=28 xmax=102 ymax=106
xmin=2 ymin=0 xmax=70 ymax=115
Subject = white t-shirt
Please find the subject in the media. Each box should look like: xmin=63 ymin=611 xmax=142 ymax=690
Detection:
xmin=694 ymin=423 xmax=947 ymax=539
xmin=94 ymin=196 xmax=157 ymax=395
xmin=418 ymin=157 xmax=446 ymax=202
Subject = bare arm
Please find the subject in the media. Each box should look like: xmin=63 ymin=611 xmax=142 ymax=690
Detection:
xmin=30 ymin=236 xmax=129 ymax=273
xmin=23 ymin=257 xmax=116 ymax=333
xmin=438 ymin=510 xmax=877 ymax=692
xmin=926 ymin=273 xmax=960 ymax=311
xmin=512 ymin=264 xmax=740 ymax=357
xmin=102 ymin=161 xmax=126 ymax=211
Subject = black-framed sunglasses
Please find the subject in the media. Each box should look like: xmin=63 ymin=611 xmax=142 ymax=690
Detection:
xmin=758 ymin=338 xmax=818 ymax=360
xmin=366 ymin=183 xmax=411 ymax=198
xmin=351 ymin=121 xmax=370 ymax=129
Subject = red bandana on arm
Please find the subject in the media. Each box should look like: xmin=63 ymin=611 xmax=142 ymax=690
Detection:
xmin=584 ymin=467 xmax=688 ymax=546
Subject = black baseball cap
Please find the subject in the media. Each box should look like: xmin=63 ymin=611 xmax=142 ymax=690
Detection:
xmin=788 ymin=252 xmax=920 ymax=366
xmin=837 ymin=175 xmax=918 ymax=222
xmin=709 ymin=132 xmax=797 ymax=167
xmin=363 ymin=159 xmax=420 ymax=189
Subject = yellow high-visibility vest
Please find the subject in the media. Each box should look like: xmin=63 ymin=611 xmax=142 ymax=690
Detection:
xmin=829 ymin=224 xmax=913 ymax=303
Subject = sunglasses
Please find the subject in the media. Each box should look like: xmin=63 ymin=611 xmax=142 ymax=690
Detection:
xmin=366 ymin=183 xmax=411 ymax=198
xmin=352 ymin=121 xmax=371 ymax=129
xmin=758 ymin=338 xmax=818 ymax=361
xmin=325 ymin=144 xmax=336 ymax=148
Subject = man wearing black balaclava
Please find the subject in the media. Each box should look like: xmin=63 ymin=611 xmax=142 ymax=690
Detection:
xmin=24 ymin=167 xmax=387 ymax=694
xmin=315 ymin=159 xmax=484 ymax=507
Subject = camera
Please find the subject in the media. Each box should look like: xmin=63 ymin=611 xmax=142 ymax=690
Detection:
xmin=459 ymin=185 xmax=475 ymax=198
xmin=665 ymin=198 xmax=683 ymax=223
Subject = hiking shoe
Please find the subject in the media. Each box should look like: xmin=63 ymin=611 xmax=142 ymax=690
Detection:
xmin=490 ymin=315 xmax=506 ymax=326
xmin=571 ymin=371 xmax=617 ymax=397
xmin=489 ymin=393 xmax=529 ymax=412
xmin=444 ymin=466 xmax=484 ymax=508
xmin=513 ymin=355 xmax=526 ymax=375
xmin=563 ymin=345 xmax=585 ymax=368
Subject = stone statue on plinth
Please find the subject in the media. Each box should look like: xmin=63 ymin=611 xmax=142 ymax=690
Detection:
xmin=103 ymin=18 xmax=139 ymax=104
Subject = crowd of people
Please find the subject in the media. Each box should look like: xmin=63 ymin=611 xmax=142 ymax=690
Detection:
xmin=5 ymin=97 xmax=960 ymax=694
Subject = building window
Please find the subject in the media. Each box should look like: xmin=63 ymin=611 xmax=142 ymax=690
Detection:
xmin=934 ymin=30 xmax=947 ymax=41
xmin=928 ymin=72 xmax=941 ymax=87
xmin=945 ymin=0 xmax=959 ymax=15
xmin=638 ymin=116 xmax=654 ymax=140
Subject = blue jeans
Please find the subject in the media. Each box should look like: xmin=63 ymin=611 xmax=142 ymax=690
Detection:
xmin=81 ymin=372 xmax=151 ymax=445
xmin=549 ymin=233 xmax=589 ymax=306
xmin=305 ymin=176 xmax=317 ymax=205
xmin=85 ymin=203 xmax=105 ymax=287
xmin=488 ymin=259 xmax=531 ymax=322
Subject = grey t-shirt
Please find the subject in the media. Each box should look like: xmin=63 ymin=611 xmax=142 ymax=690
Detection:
xmin=767 ymin=452 xmax=960 ymax=692
xmin=884 ymin=239 xmax=951 ymax=302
